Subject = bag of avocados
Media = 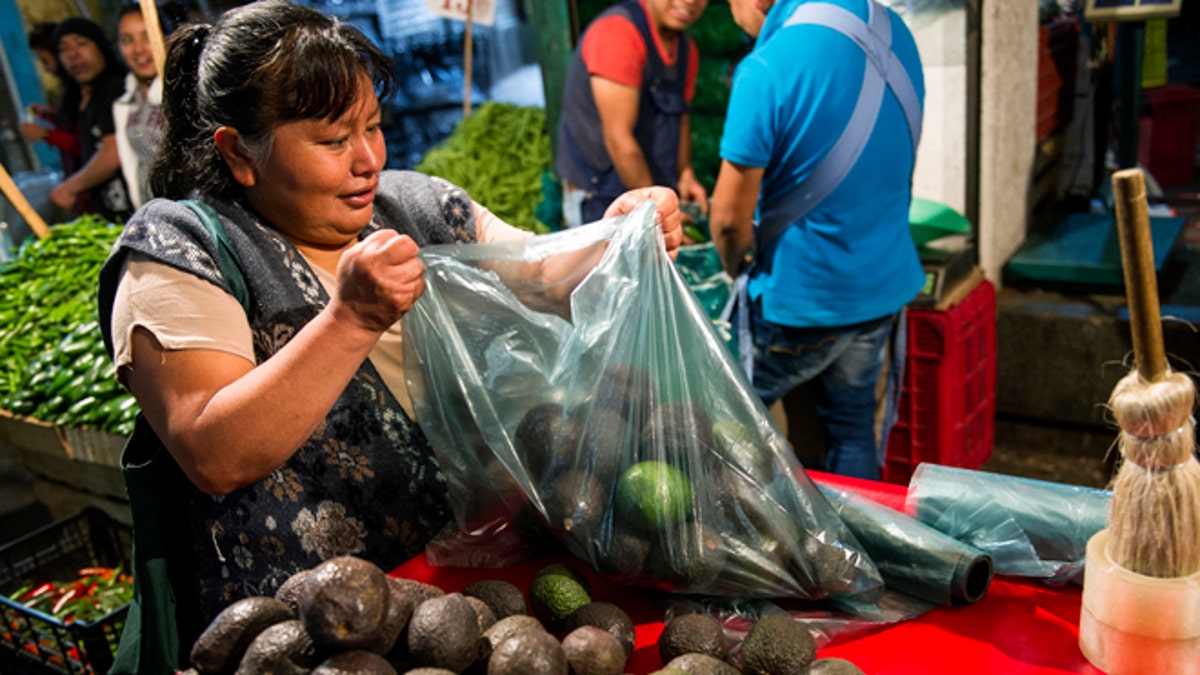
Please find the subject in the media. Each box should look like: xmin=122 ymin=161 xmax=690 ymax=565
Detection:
xmin=403 ymin=201 xmax=883 ymax=602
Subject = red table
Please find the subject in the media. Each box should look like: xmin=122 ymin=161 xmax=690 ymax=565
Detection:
xmin=392 ymin=471 xmax=1103 ymax=674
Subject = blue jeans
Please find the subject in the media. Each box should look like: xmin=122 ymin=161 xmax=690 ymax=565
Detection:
xmin=747 ymin=310 xmax=901 ymax=481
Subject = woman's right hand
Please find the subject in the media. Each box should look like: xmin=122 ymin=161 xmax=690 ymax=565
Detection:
xmin=18 ymin=122 xmax=48 ymax=143
xmin=330 ymin=229 xmax=426 ymax=333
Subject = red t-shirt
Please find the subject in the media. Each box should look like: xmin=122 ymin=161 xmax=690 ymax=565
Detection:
xmin=580 ymin=0 xmax=699 ymax=102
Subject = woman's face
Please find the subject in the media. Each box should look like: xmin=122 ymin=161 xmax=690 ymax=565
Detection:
xmin=118 ymin=13 xmax=157 ymax=82
xmin=58 ymin=34 xmax=106 ymax=85
xmin=240 ymin=78 xmax=386 ymax=247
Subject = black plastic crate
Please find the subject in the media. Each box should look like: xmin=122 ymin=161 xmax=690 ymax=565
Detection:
xmin=0 ymin=508 xmax=132 ymax=675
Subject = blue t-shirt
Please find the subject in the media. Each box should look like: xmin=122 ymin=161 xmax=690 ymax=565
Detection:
xmin=720 ymin=0 xmax=926 ymax=328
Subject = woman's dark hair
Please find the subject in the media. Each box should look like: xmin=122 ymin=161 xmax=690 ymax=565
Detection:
xmin=115 ymin=1 xmax=184 ymax=39
xmin=150 ymin=0 xmax=396 ymax=200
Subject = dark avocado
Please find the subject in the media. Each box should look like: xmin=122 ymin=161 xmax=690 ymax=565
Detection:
xmin=710 ymin=419 xmax=775 ymax=485
xmin=481 ymin=614 xmax=547 ymax=666
xmin=593 ymin=363 xmax=657 ymax=427
xmin=561 ymin=625 xmax=626 ymax=675
xmin=657 ymin=612 xmax=728 ymax=664
xmin=739 ymin=614 xmax=816 ymax=675
xmin=576 ymin=407 xmax=634 ymax=487
xmin=311 ymin=650 xmax=398 ymax=674
xmin=663 ymin=653 xmax=739 ymax=675
xmin=651 ymin=523 xmax=727 ymax=591
xmin=640 ymin=401 xmax=715 ymax=463
xmin=595 ymin=526 xmax=652 ymax=579
xmin=299 ymin=556 xmax=391 ymax=652
xmin=406 ymin=593 xmax=483 ymax=672
xmin=542 ymin=469 xmax=606 ymax=537
xmin=191 ymin=595 xmax=294 ymax=675
xmin=233 ymin=619 xmax=321 ymax=675
xmin=561 ymin=602 xmax=636 ymax=658
xmin=514 ymin=403 xmax=585 ymax=482
xmin=362 ymin=575 xmax=416 ymax=655
xmin=389 ymin=576 xmax=446 ymax=607
xmin=403 ymin=669 xmax=458 ymax=675
xmin=807 ymin=657 xmax=867 ymax=674
xmin=273 ymin=569 xmax=311 ymax=615
xmin=488 ymin=629 xmax=568 ymax=675
xmin=462 ymin=579 xmax=528 ymax=620
xmin=516 ymin=501 xmax=564 ymax=555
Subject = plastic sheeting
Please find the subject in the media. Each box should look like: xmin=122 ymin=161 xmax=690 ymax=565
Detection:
xmin=403 ymin=201 xmax=882 ymax=602
xmin=905 ymin=464 xmax=1112 ymax=583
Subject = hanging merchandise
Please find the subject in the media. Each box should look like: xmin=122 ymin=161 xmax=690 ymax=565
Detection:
xmin=403 ymin=201 xmax=883 ymax=603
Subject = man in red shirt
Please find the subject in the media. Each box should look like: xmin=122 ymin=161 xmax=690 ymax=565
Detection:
xmin=557 ymin=0 xmax=709 ymax=227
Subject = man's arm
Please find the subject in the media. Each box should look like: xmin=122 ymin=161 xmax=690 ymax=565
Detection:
xmin=591 ymin=76 xmax=654 ymax=189
xmin=50 ymin=134 xmax=122 ymax=209
xmin=710 ymin=159 xmax=764 ymax=277
xmin=676 ymin=114 xmax=708 ymax=212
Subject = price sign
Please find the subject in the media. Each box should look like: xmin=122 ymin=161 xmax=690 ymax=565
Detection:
xmin=427 ymin=0 xmax=496 ymax=26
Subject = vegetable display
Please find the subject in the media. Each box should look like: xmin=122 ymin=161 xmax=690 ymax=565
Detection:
xmin=0 ymin=215 xmax=136 ymax=435
xmin=6 ymin=566 xmax=133 ymax=625
xmin=416 ymin=102 xmax=554 ymax=235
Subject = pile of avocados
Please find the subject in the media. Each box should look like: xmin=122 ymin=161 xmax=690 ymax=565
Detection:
xmin=181 ymin=557 xmax=638 ymax=675
xmin=511 ymin=362 xmax=864 ymax=601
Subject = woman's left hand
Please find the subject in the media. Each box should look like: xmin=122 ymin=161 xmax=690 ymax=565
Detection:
xmin=603 ymin=186 xmax=684 ymax=260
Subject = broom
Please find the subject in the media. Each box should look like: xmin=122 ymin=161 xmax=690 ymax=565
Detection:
xmin=1106 ymin=167 xmax=1200 ymax=579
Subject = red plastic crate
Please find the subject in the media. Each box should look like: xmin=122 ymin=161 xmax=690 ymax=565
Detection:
xmin=882 ymin=279 xmax=996 ymax=484
xmin=1137 ymin=84 xmax=1200 ymax=187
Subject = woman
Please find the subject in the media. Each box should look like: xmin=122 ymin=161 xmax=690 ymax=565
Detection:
xmin=46 ymin=18 xmax=132 ymax=220
xmin=113 ymin=3 xmax=168 ymax=209
xmin=19 ymin=22 xmax=82 ymax=191
xmin=98 ymin=1 xmax=680 ymax=669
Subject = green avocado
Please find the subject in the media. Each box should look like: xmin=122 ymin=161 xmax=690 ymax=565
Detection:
xmin=191 ymin=595 xmax=294 ymax=675
xmin=233 ymin=619 xmax=320 ymax=675
xmin=739 ymin=614 xmax=816 ymax=675
xmin=657 ymin=612 xmax=728 ymax=664
xmin=298 ymin=556 xmax=391 ymax=652
xmin=529 ymin=565 xmax=592 ymax=628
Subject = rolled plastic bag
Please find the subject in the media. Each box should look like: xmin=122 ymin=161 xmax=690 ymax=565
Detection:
xmin=820 ymin=485 xmax=994 ymax=606
xmin=403 ymin=201 xmax=883 ymax=602
xmin=905 ymin=463 xmax=1112 ymax=583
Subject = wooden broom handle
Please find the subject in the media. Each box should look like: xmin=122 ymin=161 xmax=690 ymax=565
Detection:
xmin=1112 ymin=168 xmax=1166 ymax=382
xmin=140 ymin=0 xmax=167 ymax=77
xmin=0 ymin=163 xmax=50 ymax=239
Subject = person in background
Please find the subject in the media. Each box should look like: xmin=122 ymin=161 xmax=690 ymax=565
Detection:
xmin=19 ymin=22 xmax=83 ymax=176
xmin=114 ymin=2 xmax=170 ymax=208
xmin=556 ymin=0 xmax=709 ymax=227
xmin=710 ymin=0 xmax=925 ymax=480
xmin=96 ymin=2 xmax=681 ymax=670
xmin=47 ymin=18 xmax=133 ymax=221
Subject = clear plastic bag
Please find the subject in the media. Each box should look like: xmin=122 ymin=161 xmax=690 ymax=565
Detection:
xmin=403 ymin=202 xmax=883 ymax=602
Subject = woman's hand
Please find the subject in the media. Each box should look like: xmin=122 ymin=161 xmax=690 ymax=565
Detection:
xmin=49 ymin=182 xmax=78 ymax=210
xmin=604 ymin=186 xmax=684 ymax=260
xmin=329 ymin=229 xmax=426 ymax=333
xmin=18 ymin=122 xmax=48 ymax=143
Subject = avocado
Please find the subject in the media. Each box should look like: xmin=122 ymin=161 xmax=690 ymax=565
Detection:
xmin=576 ymin=407 xmax=634 ymax=487
xmin=651 ymin=523 xmax=727 ymax=591
xmin=403 ymin=669 xmax=458 ymax=675
xmin=561 ymin=602 xmax=636 ymax=658
xmin=234 ymin=619 xmax=321 ymax=675
xmin=488 ymin=629 xmax=568 ymax=675
xmin=647 ymin=670 xmax=689 ymax=675
xmin=542 ymin=469 xmax=606 ymax=537
xmin=462 ymin=579 xmax=527 ymax=620
xmin=483 ymin=614 xmax=546 ymax=654
xmin=720 ymin=535 xmax=795 ymax=596
xmin=389 ymin=576 xmax=446 ymax=606
xmin=299 ymin=556 xmax=391 ymax=652
xmin=191 ymin=595 xmax=294 ymax=674
xmin=657 ymin=612 xmax=727 ymax=664
xmin=788 ymin=533 xmax=872 ymax=602
xmin=273 ymin=569 xmax=311 ymax=615
xmin=710 ymin=419 xmax=775 ymax=485
xmin=714 ymin=467 xmax=788 ymax=537
xmin=595 ymin=526 xmax=651 ymax=579
xmin=561 ymin=625 xmax=626 ymax=675
xmin=663 ymin=653 xmax=739 ymax=675
xmin=465 ymin=596 xmax=498 ymax=632
xmin=529 ymin=565 xmax=591 ymax=628
xmin=807 ymin=657 xmax=866 ymax=674
xmin=406 ymin=593 xmax=483 ymax=672
xmin=640 ymin=401 xmax=715 ymax=463
xmin=514 ymin=403 xmax=585 ymax=482
xmin=739 ymin=614 xmax=816 ymax=675
xmin=311 ymin=650 xmax=398 ymax=674
xmin=593 ymin=363 xmax=657 ymax=427
xmin=362 ymin=575 xmax=416 ymax=655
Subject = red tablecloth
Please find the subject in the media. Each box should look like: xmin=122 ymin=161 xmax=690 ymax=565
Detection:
xmin=391 ymin=471 xmax=1103 ymax=674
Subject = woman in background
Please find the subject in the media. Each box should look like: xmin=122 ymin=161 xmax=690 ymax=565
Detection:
xmin=113 ymin=2 xmax=171 ymax=208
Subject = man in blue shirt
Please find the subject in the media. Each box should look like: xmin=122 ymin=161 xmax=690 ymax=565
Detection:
xmin=711 ymin=0 xmax=925 ymax=480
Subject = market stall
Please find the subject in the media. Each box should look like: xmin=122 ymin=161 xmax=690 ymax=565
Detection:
xmin=392 ymin=470 xmax=1102 ymax=675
